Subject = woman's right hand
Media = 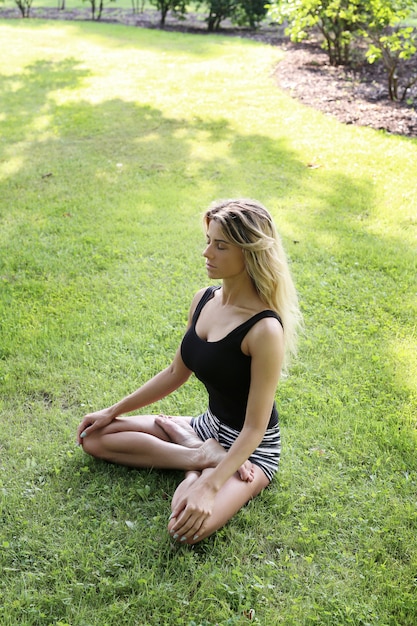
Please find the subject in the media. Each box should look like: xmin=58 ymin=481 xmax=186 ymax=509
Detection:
xmin=76 ymin=407 xmax=116 ymax=445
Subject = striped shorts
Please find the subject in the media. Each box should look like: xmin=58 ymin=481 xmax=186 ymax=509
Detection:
xmin=190 ymin=408 xmax=281 ymax=482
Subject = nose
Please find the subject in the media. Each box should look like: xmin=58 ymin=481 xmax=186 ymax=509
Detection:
xmin=203 ymin=243 xmax=213 ymax=258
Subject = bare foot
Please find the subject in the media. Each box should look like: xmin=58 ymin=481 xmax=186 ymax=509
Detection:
xmin=155 ymin=415 xmax=254 ymax=482
xmin=200 ymin=440 xmax=254 ymax=482
xmin=155 ymin=415 xmax=203 ymax=448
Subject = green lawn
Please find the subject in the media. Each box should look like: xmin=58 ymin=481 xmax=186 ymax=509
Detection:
xmin=2 ymin=0 xmax=147 ymax=10
xmin=0 ymin=18 xmax=416 ymax=626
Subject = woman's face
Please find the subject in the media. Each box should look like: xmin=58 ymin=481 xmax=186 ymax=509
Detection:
xmin=203 ymin=219 xmax=246 ymax=280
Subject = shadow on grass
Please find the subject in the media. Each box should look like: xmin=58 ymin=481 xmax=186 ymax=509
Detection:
xmin=1 ymin=54 xmax=416 ymax=507
xmin=1 ymin=46 xmax=417 ymax=626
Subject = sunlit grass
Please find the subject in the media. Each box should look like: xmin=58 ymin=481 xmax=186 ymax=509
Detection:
xmin=0 ymin=18 xmax=416 ymax=626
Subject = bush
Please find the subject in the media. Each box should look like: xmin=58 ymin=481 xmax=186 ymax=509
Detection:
xmin=267 ymin=0 xmax=371 ymax=65
xmin=199 ymin=0 xmax=267 ymax=31
xmin=362 ymin=0 xmax=417 ymax=101
xmin=267 ymin=0 xmax=417 ymax=102
xmin=149 ymin=0 xmax=188 ymax=27
xmin=197 ymin=0 xmax=236 ymax=31
xmin=232 ymin=0 xmax=268 ymax=29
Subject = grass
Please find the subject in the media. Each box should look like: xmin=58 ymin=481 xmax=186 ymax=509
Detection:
xmin=0 ymin=17 xmax=416 ymax=626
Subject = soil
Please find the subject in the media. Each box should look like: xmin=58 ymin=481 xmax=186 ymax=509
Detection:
xmin=2 ymin=6 xmax=417 ymax=138
xmin=273 ymin=41 xmax=417 ymax=138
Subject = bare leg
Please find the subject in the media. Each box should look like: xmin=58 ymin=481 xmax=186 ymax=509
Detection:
xmin=155 ymin=415 xmax=254 ymax=482
xmin=81 ymin=415 xmax=228 ymax=472
xmin=169 ymin=466 xmax=269 ymax=544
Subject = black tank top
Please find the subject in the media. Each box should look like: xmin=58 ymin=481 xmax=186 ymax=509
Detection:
xmin=181 ymin=286 xmax=282 ymax=430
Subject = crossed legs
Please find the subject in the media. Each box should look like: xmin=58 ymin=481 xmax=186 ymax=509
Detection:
xmin=168 ymin=466 xmax=269 ymax=544
xmin=80 ymin=414 xmax=270 ymax=543
xmin=80 ymin=414 xmax=227 ymax=472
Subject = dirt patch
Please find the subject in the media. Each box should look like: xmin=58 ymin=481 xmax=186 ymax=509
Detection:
xmin=2 ymin=7 xmax=416 ymax=138
xmin=274 ymin=42 xmax=417 ymax=138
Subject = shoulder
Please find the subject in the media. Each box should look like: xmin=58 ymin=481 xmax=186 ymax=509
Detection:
xmin=249 ymin=315 xmax=284 ymax=342
xmin=191 ymin=287 xmax=208 ymax=304
xmin=187 ymin=287 xmax=215 ymax=323
xmin=243 ymin=315 xmax=284 ymax=359
xmin=190 ymin=287 xmax=212 ymax=309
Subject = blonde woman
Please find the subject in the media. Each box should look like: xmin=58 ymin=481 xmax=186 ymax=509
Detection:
xmin=77 ymin=199 xmax=301 ymax=544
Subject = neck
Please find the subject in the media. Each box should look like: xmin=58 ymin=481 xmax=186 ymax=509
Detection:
xmin=219 ymin=275 xmax=259 ymax=308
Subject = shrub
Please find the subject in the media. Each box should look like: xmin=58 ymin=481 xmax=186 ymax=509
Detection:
xmin=197 ymin=0 xmax=236 ymax=31
xmin=361 ymin=0 xmax=417 ymax=101
xmin=232 ymin=0 xmax=268 ymax=29
xmin=149 ymin=0 xmax=188 ymax=26
xmin=267 ymin=0 xmax=370 ymax=65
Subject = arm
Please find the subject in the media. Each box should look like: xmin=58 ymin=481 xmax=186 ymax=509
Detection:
xmin=76 ymin=346 xmax=192 ymax=442
xmin=104 ymin=347 xmax=192 ymax=415
xmin=77 ymin=289 xmax=206 ymax=442
xmin=170 ymin=316 xmax=284 ymax=535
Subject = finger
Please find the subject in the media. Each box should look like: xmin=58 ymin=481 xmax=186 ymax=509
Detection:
xmin=171 ymin=512 xmax=206 ymax=540
xmin=76 ymin=423 xmax=88 ymax=444
xmin=169 ymin=510 xmax=193 ymax=536
xmin=77 ymin=420 xmax=95 ymax=443
xmin=170 ymin=502 xmax=186 ymax=521
xmin=170 ymin=511 xmax=196 ymax=538
xmin=177 ymin=517 xmax=206 ymax=543
xmin=77 ymin=428 xmax=89 ymax=445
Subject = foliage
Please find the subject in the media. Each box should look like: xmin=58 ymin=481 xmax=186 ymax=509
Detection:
xmin=149 ymin=0 xmax=188 ymax=26
xmin=267 ymin=0 xmax=417 ymax=97
xmin=197 ymin=0 xmax=237 ymax=31
xmin=197 ymin=0 xmax=267 ymax=31
xmin=1 ymin=18 xmax=417 ymax=626
xmin=267 ymin=0 xmax=371 ymax=65
xmin=361 ymin=0 xmax=417 ymax=101
xmin=231 ymin=0 xmax=268 ymax=28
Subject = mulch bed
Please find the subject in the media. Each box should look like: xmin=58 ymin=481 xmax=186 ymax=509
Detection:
xmin=2 ymin=6 xmax=416 ymax=138
xmin=274 ymin=42 xmax=417 ymax=138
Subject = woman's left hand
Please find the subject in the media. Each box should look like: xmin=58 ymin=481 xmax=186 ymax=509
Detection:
xmin=169 ymin=479 xmax=216 ymax=542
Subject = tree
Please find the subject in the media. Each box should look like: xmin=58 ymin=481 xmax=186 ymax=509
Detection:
xmin=198 ymin=0 xmax=267 ymax=31
xmin=14 ymin=0 xmax=34 ymax=17
xmin=148 ymin=0 xmax=188 ymax=27
xmin=198 ymin=0 xmax=237 ymax=31
xmin=131 ymin=0 xmax=146 ymax=13
xmin=83 ymin=0 xmax=116 ymax=21
xmin=232 ymin=0 xmax=268 ymax=29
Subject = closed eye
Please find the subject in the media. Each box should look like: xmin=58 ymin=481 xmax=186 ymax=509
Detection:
xmin=206 ymin=237 xmax=228 ymax=250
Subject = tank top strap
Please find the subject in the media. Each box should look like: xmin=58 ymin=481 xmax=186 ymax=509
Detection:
xmin=233 ymin=310 xmax=283 ymax=337
xmin=192 ymin=286 xmax=220 ymax=323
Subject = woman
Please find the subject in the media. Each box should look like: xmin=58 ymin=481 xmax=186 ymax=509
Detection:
xmin=77 ymin=199 xmax=301 ymax=544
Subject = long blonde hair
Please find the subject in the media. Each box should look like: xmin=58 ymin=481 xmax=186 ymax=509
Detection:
xmin=204 ymin=198 xmax=302 ymax=367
